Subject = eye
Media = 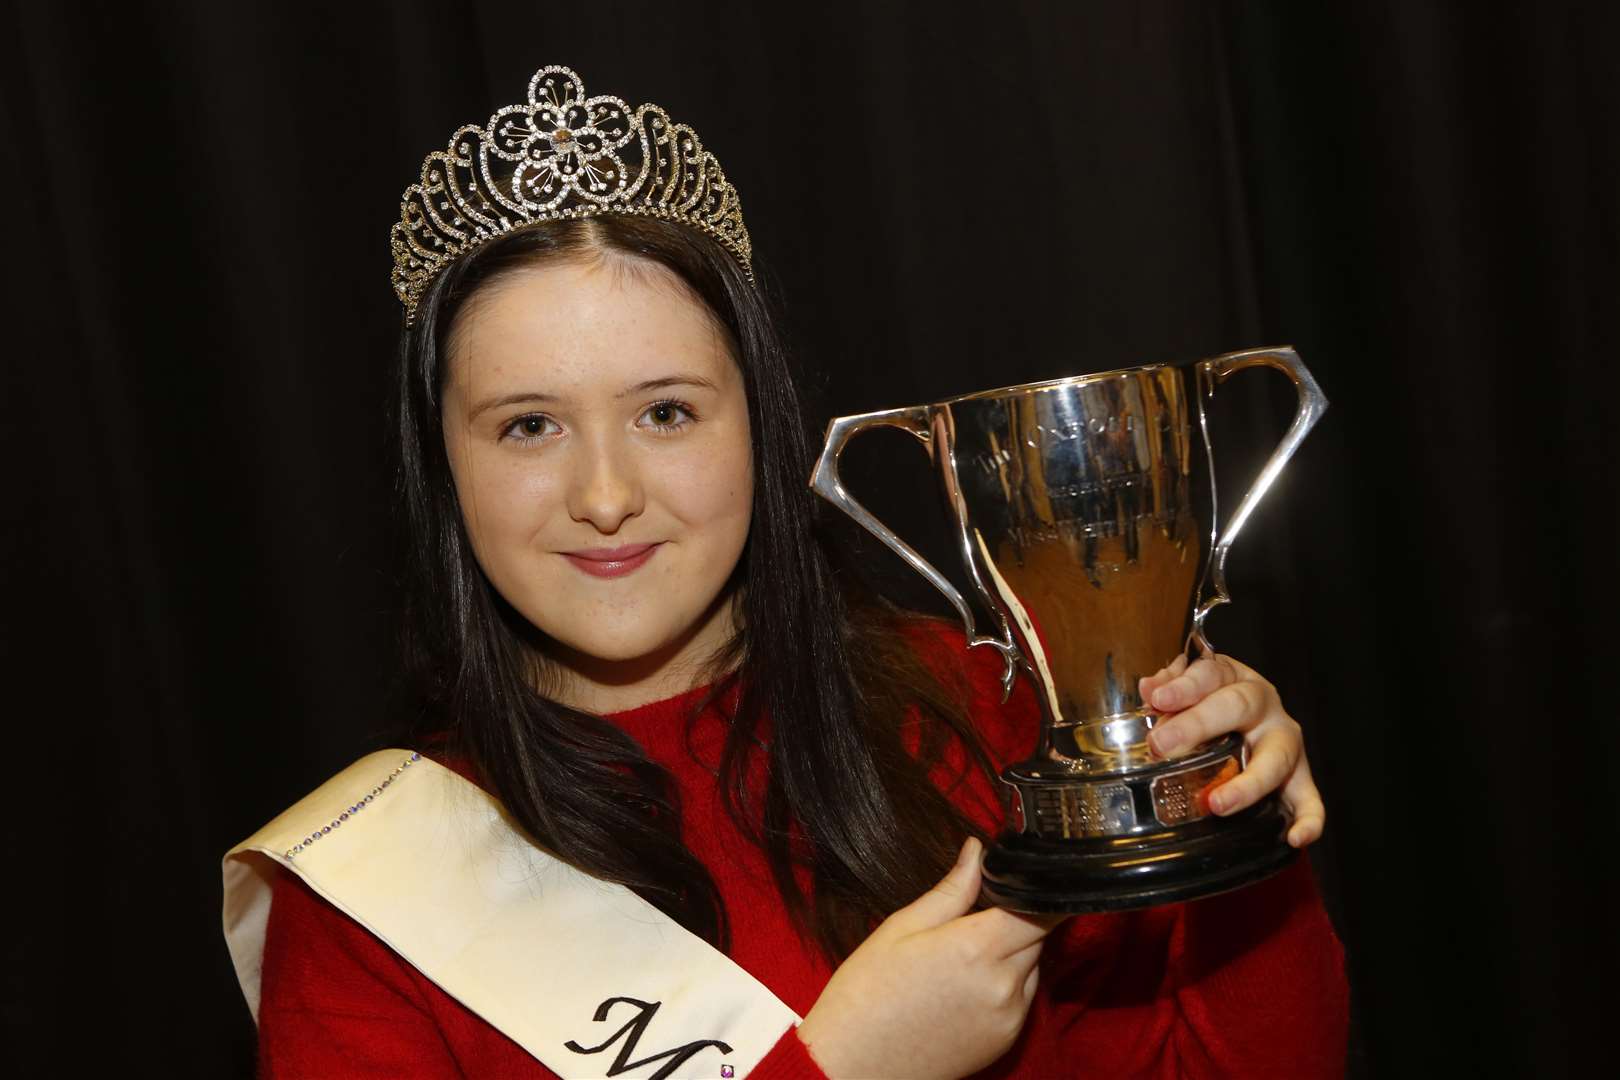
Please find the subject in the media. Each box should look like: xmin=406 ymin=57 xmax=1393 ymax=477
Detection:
xmin=501 ymin=413 xmax=561 ymax=444
xmin=637 ymin=399 xmax=698 ymax=432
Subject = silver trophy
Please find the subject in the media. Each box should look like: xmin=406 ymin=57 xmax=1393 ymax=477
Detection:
xmin=811 ymin=346 xmax=1327 ymax=913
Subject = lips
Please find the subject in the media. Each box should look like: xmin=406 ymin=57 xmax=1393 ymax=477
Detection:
xmin=560 ymin=542 xmax=662 ymax=579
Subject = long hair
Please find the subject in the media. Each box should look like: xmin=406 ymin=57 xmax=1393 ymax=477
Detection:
xmin=393 ymin=215 xmax=1002 ymax=960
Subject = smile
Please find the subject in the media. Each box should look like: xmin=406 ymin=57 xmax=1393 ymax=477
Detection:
xmin=560 ymin=542 xmax=663 ymax=578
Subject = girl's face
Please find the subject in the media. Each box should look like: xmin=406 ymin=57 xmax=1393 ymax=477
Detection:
xmin=440 ymin=257 xmax=753 ymax=702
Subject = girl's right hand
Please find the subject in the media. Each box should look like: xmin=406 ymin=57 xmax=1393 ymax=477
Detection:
xmin=794 ymin=838 xmax=1063 ymax=1079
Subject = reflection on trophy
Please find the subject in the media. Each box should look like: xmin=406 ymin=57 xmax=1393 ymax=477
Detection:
xmin=811 ymin=346 xmax=1328 ymax=913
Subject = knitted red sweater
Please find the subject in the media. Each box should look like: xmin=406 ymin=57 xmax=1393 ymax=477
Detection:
xmin=256 ymin=629 xmax=1349 ymax=1077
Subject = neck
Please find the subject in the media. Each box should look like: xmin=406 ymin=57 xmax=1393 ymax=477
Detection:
xmin=540 ymin=589 xmax=741 ymax=714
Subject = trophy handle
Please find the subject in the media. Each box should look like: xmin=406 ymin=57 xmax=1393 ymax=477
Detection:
xmin=1189 ymin=346 xmax=1329 ymax=656
xmin=811 ymin=405 xmax=1022 ymax=697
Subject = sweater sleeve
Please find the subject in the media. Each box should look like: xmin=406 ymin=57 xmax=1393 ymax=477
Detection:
xmin=748 ymin=1026 xmax=831 ymax=1080
xmin=257 ymin=867 xmax=466 ymax=1078
xmin=1163 ymin=856 xmax=1350 ymax=1077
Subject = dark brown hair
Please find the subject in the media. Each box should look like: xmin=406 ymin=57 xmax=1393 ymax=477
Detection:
xmin=392 ymin=215 xmax=1002 ymax=961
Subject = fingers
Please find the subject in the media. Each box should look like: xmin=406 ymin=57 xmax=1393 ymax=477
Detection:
xmin=1009 ymin=937 xmax=1044 ymax=1003
xmin=1148 ymin=653 xmax=1237 ymax=713
xmin=1280 ymin=756 xmax=1326 ymax=847
xmin=1007 ymin=937 xmax=1045 ymax=970
xmin=1203 ymin=720 xmax=1301 ymax=816
xmin=886 ymin=838 xmax=984 ymax=934
xmin=1137 ymin=653 xmax=1189 ymax=704
xmin=1148 ymin=677 xmax=1272 ymax=758
xmin=957 ymin=905 xmax=1066 ymax=958
xmin=1139 ymin=653 xmax=1324 ymax=847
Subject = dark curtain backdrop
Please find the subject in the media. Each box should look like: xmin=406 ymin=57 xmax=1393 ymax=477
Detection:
xmin=4 ymin=1 xmax=1614 ymax=1075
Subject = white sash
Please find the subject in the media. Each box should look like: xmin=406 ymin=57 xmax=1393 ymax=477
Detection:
xmin=223 ymin=750 xmax=803 ymax=1079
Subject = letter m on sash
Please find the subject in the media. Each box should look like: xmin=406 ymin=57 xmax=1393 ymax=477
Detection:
xmin=565 ymin=996 xmax=734 ymax=1079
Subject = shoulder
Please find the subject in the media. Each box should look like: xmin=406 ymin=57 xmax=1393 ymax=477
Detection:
xmin=250 ymin=746 xmax=478 ymax=1003
xmin=258 ymin=866 xmax=500 ymax=1074
xmin=250 ymin=752 xmax=491 ymax=1032
xmin=262 ymin=865 xmax=437 ymax=1015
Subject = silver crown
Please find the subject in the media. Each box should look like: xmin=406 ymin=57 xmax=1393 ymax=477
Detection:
xmin=391 ymin=65 xmax=752 ymax=323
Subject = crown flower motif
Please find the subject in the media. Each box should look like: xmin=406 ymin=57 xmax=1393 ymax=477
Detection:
xmin=391 ymin=65 xmax=753 ymax=324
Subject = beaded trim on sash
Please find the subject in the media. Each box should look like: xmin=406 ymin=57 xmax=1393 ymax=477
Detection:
xmin=222 ymin=750 xmax=801 ymax=1078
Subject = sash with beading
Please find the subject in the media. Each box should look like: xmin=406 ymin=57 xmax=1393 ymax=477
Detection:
xmin=222 ymin=750 xmax=802 ymax=1079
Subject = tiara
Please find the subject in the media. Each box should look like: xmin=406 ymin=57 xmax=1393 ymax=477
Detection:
xmin=390 ymin=65 xmax=753 ymax=324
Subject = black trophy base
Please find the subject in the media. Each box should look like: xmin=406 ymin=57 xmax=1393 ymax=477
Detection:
xmin=980 ymin=794 xmax=1298 ymax=914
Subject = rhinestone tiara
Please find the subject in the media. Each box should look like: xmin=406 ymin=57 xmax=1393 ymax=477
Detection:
xmin=390 ymin=65 xmax=753 ymax=324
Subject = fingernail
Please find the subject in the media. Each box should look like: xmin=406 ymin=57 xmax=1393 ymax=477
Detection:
xmin=1208 ymin=791 xmax=1229 ymax=814
xmin=1150 ymin=729 xmax=1182 ymax=757
xmin=1152 ymin=687 xmax=1175 ymax=710
xmin=957 ymin=837 xmax=980 ymax=866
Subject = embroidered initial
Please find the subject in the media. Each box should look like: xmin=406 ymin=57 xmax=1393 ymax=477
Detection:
xmin=564 ymin=996 xmax=734 ymax=1079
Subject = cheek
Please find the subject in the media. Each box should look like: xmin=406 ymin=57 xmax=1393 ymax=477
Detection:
xmin=453 ymin=445 xmax=564 ymax=554
xmin=657 ymin=432 xmax=754 ymax=533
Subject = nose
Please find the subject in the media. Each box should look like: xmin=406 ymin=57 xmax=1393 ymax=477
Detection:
xmin=564 ymin=435 xmax=644 ymax=534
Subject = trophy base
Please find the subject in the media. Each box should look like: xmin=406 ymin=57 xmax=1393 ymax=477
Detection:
xmin=980 ymin=794 xmax=1297 ymax=914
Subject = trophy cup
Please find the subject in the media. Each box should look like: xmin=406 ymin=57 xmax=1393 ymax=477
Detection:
xmin=810 ymin=346 xmax=1327 ymax=913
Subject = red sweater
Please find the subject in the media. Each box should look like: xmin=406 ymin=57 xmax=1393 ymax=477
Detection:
xmin=256 ymin=630 xmax=1349 ymax=1077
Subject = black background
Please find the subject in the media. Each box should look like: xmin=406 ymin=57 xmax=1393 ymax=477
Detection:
xmin=4 ymin=2 xmax=1615 ymax=1075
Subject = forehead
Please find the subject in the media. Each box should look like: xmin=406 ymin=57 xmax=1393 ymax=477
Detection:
xmin=444 ymin=258 xmax=736 ymax=391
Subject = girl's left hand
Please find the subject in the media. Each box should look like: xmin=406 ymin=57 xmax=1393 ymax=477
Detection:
xmin=1138 ymin=653 xmax=1324 ymax=849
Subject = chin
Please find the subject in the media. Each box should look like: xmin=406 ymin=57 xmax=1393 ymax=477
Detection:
xmin=539 ymin=615 xmax=700 ymax=668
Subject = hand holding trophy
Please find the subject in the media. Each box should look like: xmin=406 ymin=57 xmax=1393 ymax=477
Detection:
xmin=811 ymin=346 xmax=1327 ymax=913
xmin=1141 ymin=650 xmax=1325 ymax=850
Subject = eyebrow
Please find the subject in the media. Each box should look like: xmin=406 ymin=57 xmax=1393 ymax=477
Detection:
xmin=468 ymin=374 xmax=719 ymax=420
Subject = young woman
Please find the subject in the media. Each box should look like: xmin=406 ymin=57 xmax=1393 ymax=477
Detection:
xmin=224 ymin=66 xmax=1348 ymax=1078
